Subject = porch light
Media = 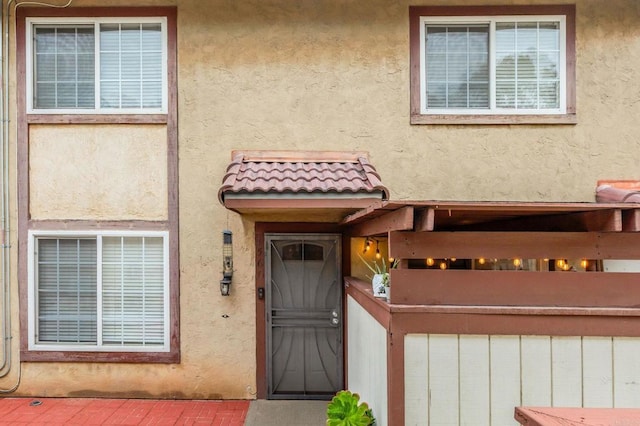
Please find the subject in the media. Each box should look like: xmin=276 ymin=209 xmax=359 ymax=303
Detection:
xmin=220 ymin=230 xmax=233 ymax=296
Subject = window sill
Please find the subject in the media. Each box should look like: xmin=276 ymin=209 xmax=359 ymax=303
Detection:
xmin=26 ymin=114 xmax=168 ymax=125
xmin=411 ymin=113 xmax=578 ymax=125
xmin=21 ymin=349 xmax=180 ymax=363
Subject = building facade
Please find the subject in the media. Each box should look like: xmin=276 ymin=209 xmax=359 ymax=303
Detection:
xmin=1 ymin=1 xmax=639 ymax=425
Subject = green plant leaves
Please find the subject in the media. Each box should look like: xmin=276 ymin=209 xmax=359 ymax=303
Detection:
xmin=357 ymin=253 xmax=389 ymax=276
xmin=326 ymin=390 xmax=375 ymax=426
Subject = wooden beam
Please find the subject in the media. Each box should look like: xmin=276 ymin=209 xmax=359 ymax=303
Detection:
xmin=389 ymin=269 xmax=640 ymax=307
xmin=623 ymin=209 xmax=640 ymax=232
xmin=389 ymin=231 xmax=640 ymax=260
xmin=340 ymin=201 xmax=403 ymax=226
xmin=348 ymin=206 xmax=414 ymax=237
xmin=447 ymin=209 xmax=622 ymax=232
xmin=574 ymin=209 xmax=621 ymax=232
xmin=597 ymin=233 xmax=640 ymax=258
xmin=415 ymin=208 xmax=434 ymax=232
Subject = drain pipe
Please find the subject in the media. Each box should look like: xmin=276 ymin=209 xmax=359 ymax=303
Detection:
xmin=0 ymin=0 xmax=12 ymax=382
xmin=0 ymin=0 xmax=73 ymax=391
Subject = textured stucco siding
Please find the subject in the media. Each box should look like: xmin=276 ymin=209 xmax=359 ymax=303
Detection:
xmin=29 ymin=124 xmax=168 ymax=221
xmin=1 ymin=0 xmax=639 ymax=401
xmin=180 ymin=0 xmax=640 ymax=204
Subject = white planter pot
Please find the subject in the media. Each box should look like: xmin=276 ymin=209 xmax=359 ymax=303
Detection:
xmin=372 ymin=273 xmax=387 ymax=298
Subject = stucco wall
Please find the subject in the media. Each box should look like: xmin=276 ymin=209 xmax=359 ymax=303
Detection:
xmin=29 ymin=125 xmax=168 ymax=221
xmin=180 ymin=0 xmax=640 ymax=203
xmin=2 ymin=0 xmax=640 ymax=401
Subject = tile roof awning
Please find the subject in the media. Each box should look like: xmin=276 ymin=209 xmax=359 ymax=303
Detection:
xmin=218 ymin=151 xmax=389 ymax=217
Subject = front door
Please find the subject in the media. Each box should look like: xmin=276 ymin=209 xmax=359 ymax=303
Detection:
xmin=265 ymin=234 xmax=343 ymax=399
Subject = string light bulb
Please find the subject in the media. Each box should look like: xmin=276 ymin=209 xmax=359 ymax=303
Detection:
xmin=426 ymin=258 xmax=435 ymax=266
xmin=375 ymin=240 xmax=381 ymax=259
xmin=580 ymin=259 xmax=588 ymax=269
xmin=556 ymin=259 xmax=565 ymax=269
xmin=439 ymin=261 xmax=447 ymax=270
xmin=478 ymin=257 xmax=486 ymax=265
xmin=363 ymin=238 xmax=371 ymax=253
xmin=513 ymin=258 xmax=522 ymax=268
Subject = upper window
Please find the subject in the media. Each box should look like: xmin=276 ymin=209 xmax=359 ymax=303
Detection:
xmin=410 ymin=6 xmax=576 ymax=124
xmin=27 ymin=18 xmax=167 ymax=114
xmin=28 ymin=231 xmax=170 ymax=352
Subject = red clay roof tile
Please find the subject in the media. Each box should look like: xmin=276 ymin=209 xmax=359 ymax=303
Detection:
xmin=218 ymin=151 xmax=389 ymax=204
xmin=596 ymin=180 xmax=640 ymax=203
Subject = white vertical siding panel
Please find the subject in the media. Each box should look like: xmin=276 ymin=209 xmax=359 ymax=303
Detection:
xmin=346 ymin=297 xmax=388 ymax=426
xmin=459 ymin=335 xmax=490 ymax=426
xmin=551 ymin=336 xmax=582 ymax=407
xmin=613 ymin=337 xmax=640 ymax=407
xmin=582 ymin=337 xmax=613 ymax=407
xmin=347 ymin=297 xmax=366 ymax=394
xmin=489 ymin=336 xmax=521 ymax=426
xmin=428 ymin=335 xmax=459 ymax=426
xmin=405 ymin=334 xmax=429 ymax=426
xmin=521 ymin=336 xmax=552 ymax=407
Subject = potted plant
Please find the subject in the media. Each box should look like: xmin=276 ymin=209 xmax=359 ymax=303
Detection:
xmin=326 ymin=390 xmax=375 ymax=426
xmin=357 ymin=254 xmax=398 ymax=300
xmin=357 ymin=253 xmax=390 ymax=298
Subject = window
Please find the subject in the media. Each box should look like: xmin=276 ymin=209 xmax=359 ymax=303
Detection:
xmin=410 ymin=5 xmax=576 ymax=124
xmin=27 ymin=18 xmax=167 ymax=114
xmin=28 ymin=231 xmax=170 ymax=352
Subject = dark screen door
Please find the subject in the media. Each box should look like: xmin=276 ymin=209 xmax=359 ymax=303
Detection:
xmin=266 ymin=234 xmax=343 ymax=399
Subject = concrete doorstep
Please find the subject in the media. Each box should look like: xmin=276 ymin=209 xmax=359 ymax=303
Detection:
xmin=245 ymin=400 xmax=328 ymax=426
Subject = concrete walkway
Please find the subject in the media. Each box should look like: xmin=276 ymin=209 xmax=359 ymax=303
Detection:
xmin=244 ymin=400 xmax=328 ymax=426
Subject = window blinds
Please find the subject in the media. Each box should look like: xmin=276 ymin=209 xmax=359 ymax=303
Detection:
xmin=100 ymin=23 xmax=163 ymax=109
xmin=36 ymin=236 xmax=165 ymax=347
xmin=34 ymin=26 xmax=95 ymax=109
xmin=37 ymin=238 xmax=97 ymax=343
xmin=33 ymin=21 xmax=163 ymax=110
xmin=495 ymin=22 xmax=560 ymax=109
xmin=102 ymin=236 xmax=165 ymax=346
xmin=424 ymin=20 xmax=560 ymax=111
xmin=426 ymin=25 xmax=490 ymax=109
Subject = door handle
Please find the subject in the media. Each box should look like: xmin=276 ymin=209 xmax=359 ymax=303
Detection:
xmin=330 ymin=310 xmax=339 ymax=326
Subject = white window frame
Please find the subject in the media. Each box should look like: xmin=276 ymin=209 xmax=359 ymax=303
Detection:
xmin=26 ymin=17 xmax=168 ymax=114
xmin=419 ymin=15 xmax=566 ymax=115
xmin=27 ymin=230 xmax=171 ymax=352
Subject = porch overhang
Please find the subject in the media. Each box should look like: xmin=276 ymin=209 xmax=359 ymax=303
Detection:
xmin=342 ymin=200 xmax=640 ymax=235
xmin=218 ymin=150 xmax=389 ymax=220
